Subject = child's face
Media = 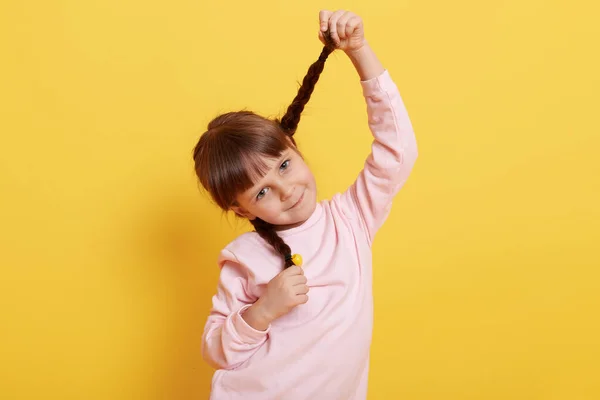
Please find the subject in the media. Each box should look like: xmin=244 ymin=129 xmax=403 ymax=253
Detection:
xmin=232 ymin=146 xmax=317 ymax=230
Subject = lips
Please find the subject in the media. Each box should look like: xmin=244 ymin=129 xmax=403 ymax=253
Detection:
xmin=289 ymin=190 xmax=305 ymax=210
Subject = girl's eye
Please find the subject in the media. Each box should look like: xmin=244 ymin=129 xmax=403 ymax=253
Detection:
xmin=256 ymin=188 xmax=268 ymax=200
xmin=255 ymin=160 xmax=289 ymax=201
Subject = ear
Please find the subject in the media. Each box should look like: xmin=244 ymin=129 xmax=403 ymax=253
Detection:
xmin=230 ymin=204 xmax=256 ymax=220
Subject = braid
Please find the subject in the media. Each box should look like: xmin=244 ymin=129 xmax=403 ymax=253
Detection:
xmin=278 ymin=31 xmax=336 ymax=135
xmin=253 ymin=32 xmax=336 ymax=269
xmin=251 ymin=218 xmax=295 ymax=268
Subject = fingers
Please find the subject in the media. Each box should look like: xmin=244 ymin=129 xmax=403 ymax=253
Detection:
xmin=319 ymin=10 xmax=332 ymax=31
xmin=287 ymin=272 xmax=309 ymax=296
xmin=345 ymin=15 xmax=362 ymax=40
xmin=320 ymin=10 xmax=359 ymax=45
xmin=336 ymin=12 xmax=354 ymax=40
xmin=284 ymin=265 xmax=304 ymax=276
xmin=290 ymin=274 xmax=308 ymax=286
xmin=298 ymin=294 xmax=309 ymax=304
xmin=327 ymin=10 xmax=346 ymax=45
xmin=296 ymin=284 xmax=310 ymax=295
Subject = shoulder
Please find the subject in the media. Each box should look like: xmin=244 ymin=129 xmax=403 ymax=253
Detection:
xmin=217 ymin=231 xmax=261 ymax=265
xmin=217 ymin=231 xmax=280 ymax=276
xmin=329 ymin=191 xmax=360 ymax=222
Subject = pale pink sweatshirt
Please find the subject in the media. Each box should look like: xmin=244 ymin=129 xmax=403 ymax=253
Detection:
xmin=202 ymin=69 xmax=418 ymax=399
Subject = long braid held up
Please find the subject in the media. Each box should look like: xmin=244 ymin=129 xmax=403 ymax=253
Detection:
xmin=277 ymin=31 xmax=336 ymax=136
xmin=254 ymin=31 xmax=336 ymax=269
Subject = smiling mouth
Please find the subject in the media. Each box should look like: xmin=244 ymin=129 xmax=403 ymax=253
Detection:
xmin=288 ymin=191 xmax=305 ymax=210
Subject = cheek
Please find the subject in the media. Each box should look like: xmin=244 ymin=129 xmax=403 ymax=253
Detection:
xmin=296 ymin=163 xmax=315 ymax=186
xmin=257 ymin=198 xmax=283 ymax=218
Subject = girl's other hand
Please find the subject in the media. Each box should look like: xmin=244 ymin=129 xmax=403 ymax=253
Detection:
xmin=247 ymin=265 xmax=309 ymax=329
xmin=318 ymin=10 xmax=366 ymax=52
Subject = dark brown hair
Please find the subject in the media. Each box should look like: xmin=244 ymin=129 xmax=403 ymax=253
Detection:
xmin=193 ymin=32 xmax=336 ymax=268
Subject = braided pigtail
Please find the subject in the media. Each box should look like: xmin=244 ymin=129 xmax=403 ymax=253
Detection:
xmin=253 ymin=32 xmax=336 ymax=269
xmin=251 ymin=218 xmax=295 ymax=268
xmin=277 ymin=31 xmax=337 ymax=137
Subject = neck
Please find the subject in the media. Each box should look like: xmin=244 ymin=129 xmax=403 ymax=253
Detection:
xmin=273 ymin=218 xmax=309 ymax=232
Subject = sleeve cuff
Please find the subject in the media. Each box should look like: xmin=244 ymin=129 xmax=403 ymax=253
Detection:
xmin=360 ymin=69 xmax=395 ymax=97
xmin=230 ymin=304 xmax=271 ymax=343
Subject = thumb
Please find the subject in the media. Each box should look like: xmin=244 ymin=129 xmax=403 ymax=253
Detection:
xmin=318 ymin=30 xmax=325 ymax=44
xmin=319 ymin=10 xmax=332 ymax=31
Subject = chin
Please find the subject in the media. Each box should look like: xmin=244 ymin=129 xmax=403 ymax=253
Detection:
xmin=296 ymin=190 xmax=317 ymax=219
xmin=274 ymin=190 xmax=317 ymax=228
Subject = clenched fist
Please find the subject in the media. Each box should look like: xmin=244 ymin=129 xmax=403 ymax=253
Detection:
xmin=318 ymin=10 xmax=366 ymax=52
xmin=242 ymin=265 xmax=309 ymax=331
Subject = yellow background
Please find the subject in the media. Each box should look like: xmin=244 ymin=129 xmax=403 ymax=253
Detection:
xmin=1 ymin=0 xmax=599 ymax=398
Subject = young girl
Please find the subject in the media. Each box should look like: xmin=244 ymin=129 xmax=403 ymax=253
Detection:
xmin=193 ymin=10 xmax=418 ymax=399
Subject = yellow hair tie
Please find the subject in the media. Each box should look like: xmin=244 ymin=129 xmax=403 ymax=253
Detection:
xmin=286 ymin=253 xmax=303 ymax=267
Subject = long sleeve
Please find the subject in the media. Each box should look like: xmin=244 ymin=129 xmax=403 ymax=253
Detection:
xmin=342 ymin=69 xmax=418 ymax=245
xmin=201 ymin=249 xmax=270 ymax=370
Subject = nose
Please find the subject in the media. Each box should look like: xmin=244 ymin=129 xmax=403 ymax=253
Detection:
xmin=280 ymin=185 xmax=294 ymax=202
